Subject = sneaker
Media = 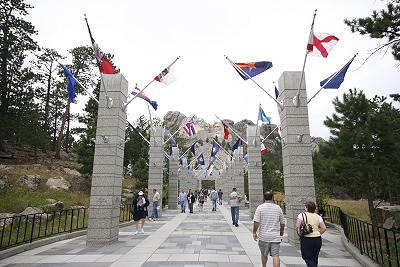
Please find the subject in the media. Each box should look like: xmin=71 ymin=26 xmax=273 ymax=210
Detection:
xmin=140 ymin=229 xmax=144 ymax=234
xmin=235 ymin=223 xmax=239 ymax=227
xmin=149 ymin=218 xmax=153 ymax=221
xmin=134 ymin=231 xmax=139 ymax=235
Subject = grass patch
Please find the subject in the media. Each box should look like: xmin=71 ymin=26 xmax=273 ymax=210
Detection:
xmin=326 ymin=198 xmax=370 ymax=222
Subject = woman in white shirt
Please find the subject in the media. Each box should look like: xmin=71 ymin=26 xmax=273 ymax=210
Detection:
xmin=296 ymin=201 xmax=326 ymax=267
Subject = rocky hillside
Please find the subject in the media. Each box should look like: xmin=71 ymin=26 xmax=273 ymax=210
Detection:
xmin=163 ymin=111 xmax=325 ymax=155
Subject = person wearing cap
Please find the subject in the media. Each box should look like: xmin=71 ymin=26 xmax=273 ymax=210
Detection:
xmin=132 ymin=191 xmax=150 ymax=234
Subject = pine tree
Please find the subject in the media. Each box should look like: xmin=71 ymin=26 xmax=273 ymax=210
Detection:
xmin=0 ymin=0 xmax=38 ymax=149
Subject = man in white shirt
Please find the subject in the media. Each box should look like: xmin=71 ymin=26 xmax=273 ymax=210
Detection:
xmin=149 ymin=188 xmax=160 ymax=221
xmin=229 ymin=187 xmax=241 ymax=227
xmin=179 ymin=190 xmax=187 ymax=213
xmin=253 ymin=191 xmax=285 ymax=267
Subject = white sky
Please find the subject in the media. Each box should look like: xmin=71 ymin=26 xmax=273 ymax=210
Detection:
xmin=27 ymin=0 xmax=399 ymax=140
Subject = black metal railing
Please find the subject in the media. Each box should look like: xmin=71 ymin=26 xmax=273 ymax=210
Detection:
xmin=322 ymin=204 xmax=400 ymax=267
xmin=2 ymin=202 xmax=399 ymax=267
xmin=0 ymin=204 xmax=134 ymax=251
xmin=0 ymin=207 xmax=88 ymax=250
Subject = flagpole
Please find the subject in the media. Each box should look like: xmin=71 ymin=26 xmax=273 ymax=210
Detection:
xmin=56 ymin=60 xmax=99 ymax=104
xmin=294 ymin=10 xmax=317 ymax=107
xmin=215 ymin=115 xmax=248 ymax=145
xmin=127 ymin=121 xmax=150 ymax=145
xmin=307 ymin=54 xmax=357 ymax=104
xmin=84 ymin=14 xmax=111 ymax=106
xmin=123 ymin=56 xmax=181 ymax=111
xmin=261 ymin=124 xmax=280 ymax=143
xmin=178 ymin=140 xmax=198 ymax=159
xmin=212 ymin=139 xmax=233 ymax=159
xmin=164 ymin=115 xmax=194 ymax=145
xmin=225 ymin=55 xmax=284 ymax=111
xmin=254 ymin=103 xmax=261 ymax=146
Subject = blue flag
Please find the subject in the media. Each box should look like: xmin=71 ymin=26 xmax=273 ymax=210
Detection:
xmin=164 ymin=129 xmax=176 ymax=145
xmin=244 ymin=154 xmax=249 ymax=164
xmin=232 ymin=138 xmax=243 ymax=152
xmin=320 ymin=57 xmax=354 ymax=89
xmin=233 ymin=61 xmax=273 ymax=80
xmin=131 ymin=85 xmax=158 ymax=110
xmin=208 ymin=140 xmax=221 ymax=169
xmin=190 ymin=142 xmax=196 ymax=155
xmin=59 ymin=63 xmax=76 ymax=103
xmin=274 ymin=84 xmax=279 ymax=99
xmin=259 ymin=106 xmax=271 ymax=125
xmin=197 ymin=153 xmax=205 ymax=166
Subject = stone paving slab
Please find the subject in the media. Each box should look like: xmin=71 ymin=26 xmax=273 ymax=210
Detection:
xmin=0 ymin=201 xmax=365 ymax=267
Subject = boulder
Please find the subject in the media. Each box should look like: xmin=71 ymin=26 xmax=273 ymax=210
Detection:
xmin=43 ymin=202 xmax=65 ymax=213
xmin=46 ymin=176 xmax=71 ymax=191
xmin=18 ymin=207 xmax=50 ymax=221
xmin=63 ymin=167 xmax=80 ymax=176
xmin=0 ymin=213 xmax=16 ymax=228
xmin=383 ymin=217 xmax=395 ymax=230
xmin=19 ymin=174 xmax=41 ymax=191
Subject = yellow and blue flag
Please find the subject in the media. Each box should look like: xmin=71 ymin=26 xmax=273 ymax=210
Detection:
xmin=234 ymin=61 xmax=272 ymax=80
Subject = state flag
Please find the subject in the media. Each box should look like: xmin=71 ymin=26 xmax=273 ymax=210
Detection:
xmin=233 ymin=61 xmax=273 ymax=80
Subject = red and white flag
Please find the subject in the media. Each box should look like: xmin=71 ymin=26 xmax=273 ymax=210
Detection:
xmin=84 ymin=17 xmax=115 ymax=74
xmin=154 ymin=68 xmax=176 ymax=85
xmin=261 ymin=143 xmax=267 ymax=155
xmin=307 ymin=32 xmax=339 ymax=58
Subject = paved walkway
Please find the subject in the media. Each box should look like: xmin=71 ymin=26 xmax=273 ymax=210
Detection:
xmin=0 ymin=201 xmax=367 ymax=267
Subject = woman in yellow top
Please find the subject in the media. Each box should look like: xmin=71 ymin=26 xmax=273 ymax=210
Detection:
xmin=296 ymin=201 xmax=326 ymax=267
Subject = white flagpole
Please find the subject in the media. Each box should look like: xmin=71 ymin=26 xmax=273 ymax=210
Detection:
xmin=215 ymin=115 xmax=248 ymax=145
xmin=127 ymin=121 xmax=150 ymax=145
xmin=179 ymin=140 xmax=198 ymax=160
xmin=261 ymin=124 xmax=280 ymax=143
xmin=225 ymin=55 xmax=284 ymax=110
xmin=212 ymin=139 xmax=233 ymax=160
xmin=254 ymin=103 xmax=261 ymax=146
xmin=164 ymin=115 xmax=194 ymax=145
xmin=123 ymin=56 xmax=180 ymax=110
xmin=294 ymin=9 xmax=317 ymax=107
xmin=307 ymin=54 xmax=357 ymax=104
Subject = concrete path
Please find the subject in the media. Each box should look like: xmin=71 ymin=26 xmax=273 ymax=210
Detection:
xmin=0 ymin=200 xmax=366 ymax=267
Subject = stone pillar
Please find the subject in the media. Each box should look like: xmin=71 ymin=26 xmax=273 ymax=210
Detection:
xmin=168 ymin=147 xmax=179 ymax=209
xmin=87 ymin=74 xmax=128 ymax=246
xmin=233 ymin=147 xmax=245 ymax=207
xmin=278 ymin=71 xmax=316 ymax=248
xmin=223 ymin=159 xmax=235 ymax=203
xmin=148 ymin=126 xmax=164 ymax=211
xmin=247 ymin=125 xmax=264 ymax=217
xmin=179 ymin=158 xmax=196 ymax=193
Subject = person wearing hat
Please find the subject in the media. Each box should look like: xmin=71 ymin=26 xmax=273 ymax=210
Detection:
xmin=132 ymin=191 xmax=150 ymax=234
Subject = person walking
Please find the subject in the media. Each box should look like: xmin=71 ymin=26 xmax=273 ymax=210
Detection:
xmin=253 ymin=192 xmax=285 ymax=267
xmin=217 ymin=189 xmax=223 ymax=205
xmin=132 ymin=191 xmax=150 ymax=234
xmin=179 ymin=190 xmax=187 ymax=213
xmin=198 ymin=191 xmax=205 ymax=212
xmin=296 ymin=200 xmax=326 ymax=267
xmin=149 ymin=188 xmax=160 ymax=221
xmin=229 ymin=187 xmax=241 ymax=227
xmin=210 ymin=188 xmax=218 ymax=211
xmin=187 ymin=191 xmax=195 ymax=213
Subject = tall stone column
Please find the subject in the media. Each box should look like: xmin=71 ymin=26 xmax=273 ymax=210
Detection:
xmin=233 ymin=147 xmax=245 ymax=207
xmin=246 ymin=125 xmax=264 ymax=217
xmin=168 ymin=147 xmax=179 ymax=209
xmin=148 ymin=126 xmax=164 ymax=211
xmin=87 ymin=74 xmax=128 ymax=246
xmin=278 ymin=71 xmax=315 ymax=248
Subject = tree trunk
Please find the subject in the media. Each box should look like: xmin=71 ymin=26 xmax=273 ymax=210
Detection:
xmin=55 ymin=99 xmax=70 ymax=159
xmin=365 ymin=173 xmax=377 ymax=225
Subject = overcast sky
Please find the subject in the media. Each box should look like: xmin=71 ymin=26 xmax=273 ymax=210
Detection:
xmin=27 ymin=0 xmax=399 ymax=140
